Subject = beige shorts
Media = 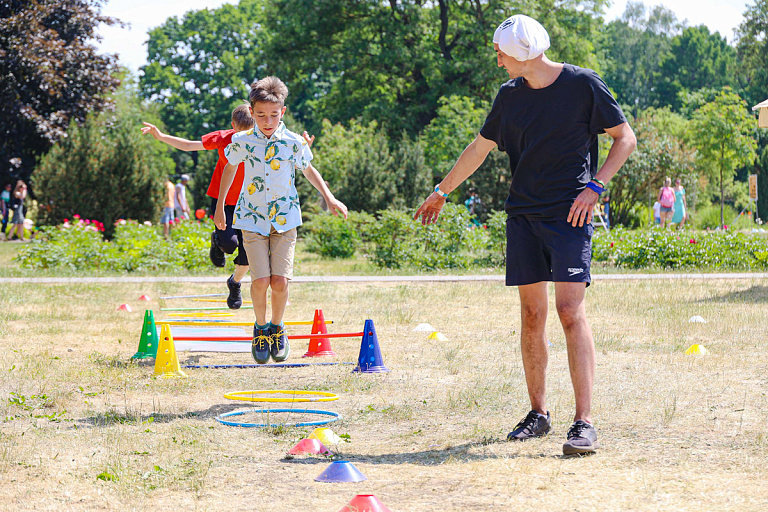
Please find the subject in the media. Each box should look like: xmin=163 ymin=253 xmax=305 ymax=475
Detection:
xmin=242 ymin=227 xmax=297 ymax=280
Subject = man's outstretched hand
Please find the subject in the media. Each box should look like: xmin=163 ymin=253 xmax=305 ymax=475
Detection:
xmin=414 ymin=192 xmax=447 ymax=225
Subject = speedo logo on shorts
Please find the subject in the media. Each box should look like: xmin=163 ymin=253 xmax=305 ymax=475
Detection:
xmin=568 ymin=268 xmax=585 ymax=276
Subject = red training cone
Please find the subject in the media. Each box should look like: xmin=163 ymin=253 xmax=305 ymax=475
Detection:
xmin=303 ymin=309 xmax=335 ymax=357
xmin=338 ymin=495 xmax=392 ymax=512
xmin=138 ymin=295 xmax=151 ymax=301
xmin=116 ymin=303 xmax=132 ymax=312
xmin=288 ymin=438 xmax=332 ymax=456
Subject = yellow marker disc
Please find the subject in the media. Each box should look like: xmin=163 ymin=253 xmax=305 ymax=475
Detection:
xmin=224 ymin=390 xmax=339 ymax=403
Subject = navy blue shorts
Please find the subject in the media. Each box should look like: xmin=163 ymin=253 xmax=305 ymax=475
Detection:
xmin=505 ymin=216 xmax=593 ymax=287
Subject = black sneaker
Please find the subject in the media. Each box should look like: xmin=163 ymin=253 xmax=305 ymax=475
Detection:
xmin=563 ymin=420 xmax=599 ymax=455
xmin=507 ymin=410 xmax=551 ymax=441
xmin=251 ymin=325 xmax=271 ymax=364
xmin=209 ymin=231 xmax=225 ymax=267
xmin=269 ymin=323 xmax=290 ymax=362
xmin=226 ymin=275 xmax=242 ymax=310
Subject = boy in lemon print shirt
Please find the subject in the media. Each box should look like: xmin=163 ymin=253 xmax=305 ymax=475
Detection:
xmin=215 ymin=76 xmax=347 ymax=363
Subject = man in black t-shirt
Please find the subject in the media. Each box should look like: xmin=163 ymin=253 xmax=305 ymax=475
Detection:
xmin=415 ymin=14 xmax=636 ymax=455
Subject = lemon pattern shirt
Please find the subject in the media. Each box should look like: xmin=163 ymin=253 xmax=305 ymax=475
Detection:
xmin=224 ymin=122 xmax=312 ymax=236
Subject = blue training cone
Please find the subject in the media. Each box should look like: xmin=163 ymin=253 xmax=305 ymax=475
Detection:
xmin=353 ymin=319 xmax=389 ymax=373
xmin=315 ymin=461 xmax=367 ymax=483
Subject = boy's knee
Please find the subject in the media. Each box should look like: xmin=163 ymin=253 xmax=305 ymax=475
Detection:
xmin=270 ymin=275 xmax=289 ymax=292
xmin=216 ymin=232 xmax=238 ymax=254
xmin=252 ymin=277 xmax=271 ymax=291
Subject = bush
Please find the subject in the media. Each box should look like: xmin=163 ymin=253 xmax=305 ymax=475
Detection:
xmin=303 ymin=212 xmax=361 ymax=259
xmin=693 ymin=204 xmax=737 ymax=229
xmin=593 ymin=226 xmax=768 ymax=269
xmin=16 ymin=218 xmax=214 ymax=272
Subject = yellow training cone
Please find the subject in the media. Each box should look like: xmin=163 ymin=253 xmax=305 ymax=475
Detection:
xmin=427 ymin=331 xmax=448 ymax=342
xmin=153 ymin=324 xmax=187 ymax=378
xmin=684 ymin=344 xmax=709 ymax=355
xmin=309 ymin=427 xmax=343 ymax=445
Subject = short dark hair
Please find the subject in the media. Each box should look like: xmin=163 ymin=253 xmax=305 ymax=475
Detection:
xmin=231 ymin=104 xmax=254 ymax=130
xmin=249 ymin=76 xmax=288 ymax=107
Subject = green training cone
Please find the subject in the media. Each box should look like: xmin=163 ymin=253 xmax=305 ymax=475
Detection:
xmin=132 ymin=310 xmax=159 ymax=359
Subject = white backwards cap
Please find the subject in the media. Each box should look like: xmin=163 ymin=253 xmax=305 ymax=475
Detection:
xmin=493 ymin=14 xmax=550 ymax=62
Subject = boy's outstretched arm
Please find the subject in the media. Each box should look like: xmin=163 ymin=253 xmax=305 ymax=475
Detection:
xmin=141 ymin=122 xmax=204 ymax=152
xmin=214 ymin=163 xmax=237 ymax=230
xmin=301 ymin=164 xmax=348 ymax=219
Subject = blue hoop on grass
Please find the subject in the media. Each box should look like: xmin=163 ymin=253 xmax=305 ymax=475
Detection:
xmin=215 ymin=408 xmax=341 ymax=428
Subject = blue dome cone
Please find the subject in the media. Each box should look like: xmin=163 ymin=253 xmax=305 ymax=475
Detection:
xmin=314 ymin=461 xmax=367 ymax=483
xmin=353 ymin=320 xmax=389 ymax=373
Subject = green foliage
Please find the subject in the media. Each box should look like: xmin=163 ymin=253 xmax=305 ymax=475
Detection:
xmin=691 ymin=88 xmax=757 ymax=227
xmin=735 ymin=0 xmax=768 ymax=107
xmin=33 ymin=81 xmax=176 ymax=238
xmin=655 ymin=26 xmax=736 ymax=111
xmin=0 ymin=0 xmax=120 ymax=186
xmin=593 ymin=227 xmax=768 ymax=269
xmin=303 ymin=212 xmax=360 ymax=259
xmin=16 ymin=219 xmax=213 ymax=272
xmin=368 ymin=203 xmax=479 ymax=269
xmin=693 ymin=204 xmax=738 ymax=230
xmin=313 ymin=119 xmax=398 ymax=213
xmin=608 ymin=108 xmax=696 ymax=226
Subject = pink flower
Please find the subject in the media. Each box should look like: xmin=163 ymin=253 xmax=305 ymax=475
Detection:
xmin=73 ymin=214 xmax=80 ymax=219
xmin=690 ymin=239 xmax=696 ymax=244
xmin=723 ymin=225 xmax=729 ymax=230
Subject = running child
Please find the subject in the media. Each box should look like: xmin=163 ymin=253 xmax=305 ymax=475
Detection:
xmin=142 ymin=106 xmax=313 ymax=309
xmin=214 ymin=76 xmax=347 ymax=363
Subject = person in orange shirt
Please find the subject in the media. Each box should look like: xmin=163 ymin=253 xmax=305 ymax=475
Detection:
xmin=161 ymin=178 xmax=175 ymax=239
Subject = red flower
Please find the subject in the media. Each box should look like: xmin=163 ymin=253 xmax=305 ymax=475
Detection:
xmin=63 ymin=218 xmax=69 ymax=223
xmin=689 ymin=239 xmax=696 ymax=244
xmin=610 ymin=242 xmax=614 ymax=247
xmin=73 ymin=214 xmax=80 ymax=219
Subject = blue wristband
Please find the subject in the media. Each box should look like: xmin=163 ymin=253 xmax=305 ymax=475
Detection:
xmin=586 ymin=182 xmax=604 ymax=195
xmin=434 ymin=185 xmax=449 ymax=198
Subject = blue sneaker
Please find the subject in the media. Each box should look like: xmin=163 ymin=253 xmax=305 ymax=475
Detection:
xmin=251 ymin=324 xmax=271 ymax=364
xmin=269 ymin=323 xmax=290 ymax=362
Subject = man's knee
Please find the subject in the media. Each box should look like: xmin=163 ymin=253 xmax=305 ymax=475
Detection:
xmin=521 ymin=302 xmax=547 ymax=327
xmin=556 ymin=300 xmax=585 ymax=329
xmin=270 ymin=275 xmax=288 ymax=292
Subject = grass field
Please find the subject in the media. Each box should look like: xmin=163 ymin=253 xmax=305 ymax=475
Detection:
xmin=1 ymin=276 xmax=767 ymax=511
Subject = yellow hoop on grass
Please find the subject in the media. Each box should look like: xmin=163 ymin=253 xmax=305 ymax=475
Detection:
xmin=224 ymin=390 xmax=339 ymax=403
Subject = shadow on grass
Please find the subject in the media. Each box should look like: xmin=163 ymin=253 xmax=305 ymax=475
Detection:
xmin=697 ymin=285 xmax=768 ymax=304
xmin=74 ymin=402 xmax=242 ymax=428
xmin=281 ymin=438 xmax=577 ymax=466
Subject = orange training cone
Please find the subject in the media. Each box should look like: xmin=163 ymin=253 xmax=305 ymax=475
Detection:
xmin=303 ymin=309 xmax=335 ymax=357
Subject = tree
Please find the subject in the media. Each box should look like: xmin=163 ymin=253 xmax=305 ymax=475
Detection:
xmin=33 ymin=80 xmax=176 ymax=237
xmin=691 ymin=88 xmax=757 ymax=227
xmin=599 ymin=1 xmax=682 ymax=116
xmin=608 ymin=108 xmax=696 ymax=226
xmin=655 ymin=26 xmax=737 ymax=110
xmin=735 ymin=0 xmax=768 ymax=108
xmin=0 ymin=0 xmax=121 ymax=187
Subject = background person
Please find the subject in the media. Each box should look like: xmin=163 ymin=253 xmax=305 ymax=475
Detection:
xmin=9 ymin=180 xmax=27 ymax=241
xmin=174 ymin=174 xmax=191 ymax=220
xmin=1 ymin=182 xmax=10 ymax=239
xmin=161 ymin=178 xmax=175 ymax=239
xmin=414 ymin=14 xmax=636 ymax=455
xmin=671 ymin=178 xmax=687 ymax=227
xmin=653 ymin=200 xmax=661 ymax=225
xmin=658 ymin=177 xmax=675 ymax=228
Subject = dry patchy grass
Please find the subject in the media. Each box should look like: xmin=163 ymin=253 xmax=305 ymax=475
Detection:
xmin=1 ymin=279 xmax=767 ymax=511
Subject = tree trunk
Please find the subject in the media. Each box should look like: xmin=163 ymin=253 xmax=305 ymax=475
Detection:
xmin=720 ymin=143 xmax=725 ymax=228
